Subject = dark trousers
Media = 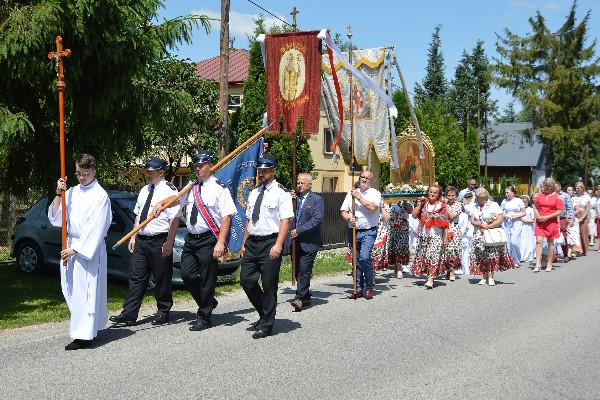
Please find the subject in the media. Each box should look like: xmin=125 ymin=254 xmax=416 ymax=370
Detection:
xmin=240 ymin=236 xmax=281 ymax=333
xmin=122 ymin=235 xmax=173 ymax=319
xmin=180 ymin=233 xmax=218 ymax=324
xmin=294 ymin=242 xmax=317 ymax=301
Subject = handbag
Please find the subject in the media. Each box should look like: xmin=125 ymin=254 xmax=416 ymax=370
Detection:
xmin=482 ymin=227 xmax=507 ymax=247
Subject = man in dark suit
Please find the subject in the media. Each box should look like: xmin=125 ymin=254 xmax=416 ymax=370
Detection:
xmin=290 ymin=173 xmax=324 ymax=311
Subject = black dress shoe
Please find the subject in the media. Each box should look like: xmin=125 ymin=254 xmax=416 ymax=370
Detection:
xmin=213 ymin=298 xmax=219 ymax=309
xmin=247 ymin=319 xmax=263 ymax=331
xmin=252 ymin=329 xmax=270 ymax=339
xmin=151 ymin=314 xmax=169 ymax=325
xmin=109 ymin=314 xmax=136 ymax=326
xmin=189 ymin=321 xmax=211 ymax=331
xmin=65 ymin=339 xmax=91 ymax=350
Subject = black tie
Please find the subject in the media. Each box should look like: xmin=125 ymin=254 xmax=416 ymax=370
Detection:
xmin=252 ymin=185 xmax=265 ymax=224
xmin=190 ymin=182 xmax=202 ymax=226
xmin=140 ymin=184 xmax=154 ymax=221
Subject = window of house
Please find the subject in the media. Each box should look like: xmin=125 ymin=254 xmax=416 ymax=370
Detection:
xmin=228 ymin=95 xmax=241 ymax=110
xmin=480 ymin=177 xmax=493 ymax=187
xmin=322 ymin=177 xmax=338 ymax=192
xmin=323 ymin=128 xmax=334 ymax=154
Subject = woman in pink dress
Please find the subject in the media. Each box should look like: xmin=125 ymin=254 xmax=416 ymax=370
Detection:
xmin=533 ymin=178 xmax=564 ymax=272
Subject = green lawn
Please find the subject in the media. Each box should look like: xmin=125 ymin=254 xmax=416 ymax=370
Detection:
xmin=0 ymin=252 xmax=349 ymax=330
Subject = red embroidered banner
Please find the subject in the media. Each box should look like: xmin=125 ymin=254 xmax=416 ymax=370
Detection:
xmin=265 ymin=31 xmax=322 ymax=134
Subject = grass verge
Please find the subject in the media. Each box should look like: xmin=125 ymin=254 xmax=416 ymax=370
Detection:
xmin=0 ymin=252 xmax=349 ymax=330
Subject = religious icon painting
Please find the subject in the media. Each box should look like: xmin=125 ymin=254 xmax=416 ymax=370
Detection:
xmin=265 ymin=30 xmax=322 ymax=134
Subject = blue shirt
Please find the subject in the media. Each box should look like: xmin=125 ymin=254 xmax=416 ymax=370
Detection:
xmin=558 ymin=190 xmax=574 ymax=221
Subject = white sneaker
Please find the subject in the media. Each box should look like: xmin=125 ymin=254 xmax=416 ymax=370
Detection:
xmin=396 ymin=271 xmax=403 ymax=279
xmin=478 ymin=279 xmax=488 ymax=285
xmin=488 ymin=279 xmax=496 ymax=286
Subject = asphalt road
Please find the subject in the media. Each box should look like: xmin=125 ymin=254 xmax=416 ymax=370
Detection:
xmin=1 ymin=250 xmax=600 ymax=399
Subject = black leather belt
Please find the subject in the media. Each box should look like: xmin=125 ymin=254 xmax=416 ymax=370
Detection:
xmin=356 ymin=227 xmax=377 ymax=231
xmin=187 ymin=231 xmax=213 ymax=240
xmin=249 ymin=233 xmax=278 ymax=241
xmin=137 ymin=232 xmax=168 ymax=240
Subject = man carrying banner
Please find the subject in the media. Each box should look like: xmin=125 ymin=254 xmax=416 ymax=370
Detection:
xmin=241 ymin=155 xmax=294 ymax=339
xmin=340 ymin=170 xmax=381 ymax=299
xmin=110 ymin=157 xmax=180 ymax=327
xmin=155 ymin=150 xmax=236 ymax=331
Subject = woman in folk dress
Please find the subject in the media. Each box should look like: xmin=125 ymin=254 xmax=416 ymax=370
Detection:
xmin=411 ymin=185 xmax=450 ymax=289
xmin=443 ymin=186 xmax=463 ymax=281
xmin=371 ymin=201 xmax=391 ymax=271
xmin=470 ymin=188 xmax=515 ymax=286
xmin=388 ymin=200 xmax=413 ymax=278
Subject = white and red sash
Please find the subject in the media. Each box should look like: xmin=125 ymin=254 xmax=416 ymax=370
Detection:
xmin=192 ymin=182 xmax=221 ymax=242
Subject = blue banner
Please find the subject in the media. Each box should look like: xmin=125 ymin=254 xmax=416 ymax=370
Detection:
xmin=214 ymin=138 xmax=264 ymax=255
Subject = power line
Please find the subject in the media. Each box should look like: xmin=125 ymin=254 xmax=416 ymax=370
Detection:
xmin=246 ymin=0 xmax=293 ymax=28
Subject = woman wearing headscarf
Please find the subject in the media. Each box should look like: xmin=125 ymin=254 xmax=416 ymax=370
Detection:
xmin=470 ymin=188 xmax=515 ymax=285
xmin=533 ymin=178 xmax=564 ymax=272
xmin=501 ymin=185 xmax=526 ymax=265
xmin=411 ymin=184 xmax=450 ymax=289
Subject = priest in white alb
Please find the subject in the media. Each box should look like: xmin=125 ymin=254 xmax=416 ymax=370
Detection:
xmin=49 ymin=154 xmax=112 ymax=350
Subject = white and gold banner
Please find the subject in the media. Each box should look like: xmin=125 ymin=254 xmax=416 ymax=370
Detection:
xmin=321 ymin=46 xmax=392 ymax=165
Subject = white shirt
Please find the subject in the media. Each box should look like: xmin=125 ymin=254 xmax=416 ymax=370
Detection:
xmin=181 ymin=175 xmax=237 ymax=234
xmin=471 ymin=201 xmax=503 ymax=233
xmin=246 ymin=179 xmax=294 ymax=236
xmin=501 ymin=197 xmax=525 ymax=220
xmin=340 ymin=187 xmax=382 ymax=229
xmin=134 ymin=178 xmax=181 ymax=235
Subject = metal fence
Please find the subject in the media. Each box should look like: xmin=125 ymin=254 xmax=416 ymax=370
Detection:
xmin=317 ymin=192 xmax=348 ymax=249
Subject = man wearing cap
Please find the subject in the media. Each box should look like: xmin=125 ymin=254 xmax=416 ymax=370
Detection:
xmin=155 ymin=150 xmax=237 ymax=331
xmin=241 ymin=155 xmax=294 ymax=339
xmin=110 ymin=156 xmax=181 ymax=326
xmin=340 ymin=170 xmax=381 ymax=299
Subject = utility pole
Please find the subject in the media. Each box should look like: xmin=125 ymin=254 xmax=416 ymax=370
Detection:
xmin=218 ymin=0 xmax=230 ymax=159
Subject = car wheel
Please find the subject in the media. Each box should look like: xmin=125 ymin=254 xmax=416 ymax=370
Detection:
xmin=16 ymin=241 xmax=45 ymax=275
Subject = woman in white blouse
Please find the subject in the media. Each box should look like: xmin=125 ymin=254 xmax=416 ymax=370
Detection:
xmin=470 ymin=188 xmax=515 ymax=286
xmin=501 ymin=186 xmax=526 ymax=265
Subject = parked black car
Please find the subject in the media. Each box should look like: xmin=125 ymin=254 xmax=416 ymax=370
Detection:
xmin=10 ymin=191 xmax=240 ymax=285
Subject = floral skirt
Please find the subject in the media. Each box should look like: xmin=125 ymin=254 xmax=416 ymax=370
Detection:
xmin=469 ymin=231 xmax=516 ymax=275
xmin=372 ymin=223 xmax=390 ymax=270
xmin=389 ymin=220 xmax=410 ymax=266
xmin=444 ymin=223 xmax=462 ymax=271
xmin=411 ymin=234 xmax=446 ymax=277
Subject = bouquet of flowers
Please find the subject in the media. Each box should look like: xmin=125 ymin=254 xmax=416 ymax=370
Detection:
xmin=384 ymin=181 xmax=428 ymax=194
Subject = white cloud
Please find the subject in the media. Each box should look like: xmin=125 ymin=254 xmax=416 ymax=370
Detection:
xmin=191 ymin=8 xmax=287 ymax=41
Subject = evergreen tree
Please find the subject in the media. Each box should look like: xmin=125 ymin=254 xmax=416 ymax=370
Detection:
xmin=495 ymin=0 xmax=600 ymax=180
xmin=414 ymin=25 xmax=448 ymax=105
xmin=497 ymin=102 xmax=518 ymax=123
xmin=0 ymin=0 xmax=211 ymax=196
xmin=448 ymin=50 xmax=476 ymax=136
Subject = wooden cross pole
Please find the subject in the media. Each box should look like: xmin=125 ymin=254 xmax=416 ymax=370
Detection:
xmin=48 ymin=36 xmax=71 ymax=266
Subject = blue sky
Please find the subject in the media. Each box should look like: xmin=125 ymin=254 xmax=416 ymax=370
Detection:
xmin=159 ymin=0 xmax=599 ymax=114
